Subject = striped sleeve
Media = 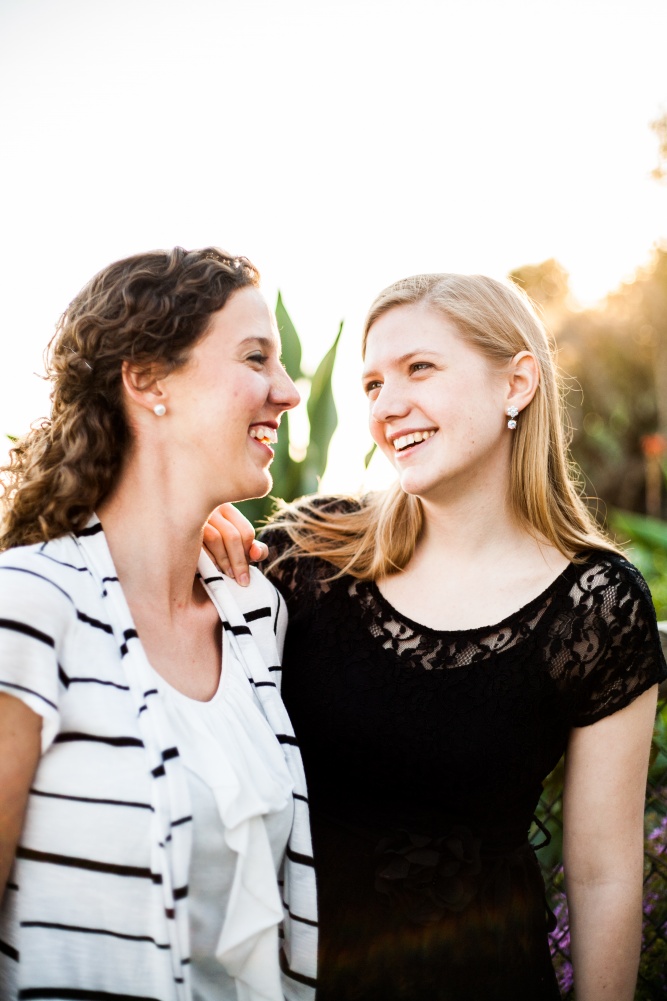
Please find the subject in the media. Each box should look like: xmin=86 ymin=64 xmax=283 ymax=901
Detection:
xmin=0 ymin=556 xmax=73 ymax=751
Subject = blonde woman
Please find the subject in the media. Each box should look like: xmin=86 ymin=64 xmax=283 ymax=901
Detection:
xmin=0 ymin=248 xmax=317 ymax=1001
xmin=207 ymin=273 xmax=666 ymax=1001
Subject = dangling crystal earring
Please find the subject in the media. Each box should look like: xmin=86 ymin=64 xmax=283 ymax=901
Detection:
xmin=506 ymin=406 xmax=519 ymax=429
xmin=153 ymin=404 xmax=166 ymax=417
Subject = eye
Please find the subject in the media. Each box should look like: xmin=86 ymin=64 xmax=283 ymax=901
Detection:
xmin=410 ymin=361 xmax=433 ymax=374
xmin=248 ymin=353 xmax=268 ymax=365
xmin=364 ymin=379 xmax=382 ymax=397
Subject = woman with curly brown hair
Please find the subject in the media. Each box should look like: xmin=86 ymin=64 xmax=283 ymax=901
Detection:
xmin=207 ymin=272 xmax=667 ymax=1001
xmin=0 ymin=248 xmax=317 ymax=1001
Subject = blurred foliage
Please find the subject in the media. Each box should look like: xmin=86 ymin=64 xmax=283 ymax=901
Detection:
xmin=651 ymin=111 xmax=667 ymax=183
xmin=610 ymin=508 xmax=667 ymax=619
xmin=510 ymin=249 xmax=667 ymax=523
xmin=237 ymin=293 xmax=342 ymax=528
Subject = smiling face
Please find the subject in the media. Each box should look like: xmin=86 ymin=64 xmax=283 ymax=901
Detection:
xmin=363 ymin=302 xmax=514 ymax=506
xmin=162 ymin=285 xmax=299 ymax=507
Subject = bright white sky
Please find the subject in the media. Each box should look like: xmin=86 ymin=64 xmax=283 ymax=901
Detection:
xmin=1 ymin=0 xmax=666 ymax=491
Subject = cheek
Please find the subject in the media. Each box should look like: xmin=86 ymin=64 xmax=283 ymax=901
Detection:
xmin=369 ymin=416 xmax=386 ymax=448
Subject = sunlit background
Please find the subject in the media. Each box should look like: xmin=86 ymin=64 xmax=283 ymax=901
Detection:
xmin=1 ymin=0 xmax=666 ymax=492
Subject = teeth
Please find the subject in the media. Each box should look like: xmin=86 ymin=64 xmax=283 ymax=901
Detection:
xmin=249 ymin=425 xmax=278 ymax=445
xmin=392 ymin=429 xmax=436 ymax=451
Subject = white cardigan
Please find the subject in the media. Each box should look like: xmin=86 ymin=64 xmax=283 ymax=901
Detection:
xmin=0 ymin=519 xmax=317 ymax=1001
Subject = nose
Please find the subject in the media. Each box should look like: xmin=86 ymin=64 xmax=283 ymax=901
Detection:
xmin=369 ymin=381 xmax=410 ymax=424
xmin=271 ymin=365 xmax=300 ymax=412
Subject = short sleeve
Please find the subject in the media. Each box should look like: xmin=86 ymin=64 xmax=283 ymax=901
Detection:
xmin=0 ymin=553 xmax=72 ymax=751
xmin=570 ymin=556 xmax=667 ymax=727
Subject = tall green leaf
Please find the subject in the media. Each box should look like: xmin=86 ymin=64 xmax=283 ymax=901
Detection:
xmin=236 ymin=297 xmax=342 ymax=528
xmin=304 ymin=321 xmax=343 ymax=485
xmin=275 ymin=291 xmax=303 ymax=382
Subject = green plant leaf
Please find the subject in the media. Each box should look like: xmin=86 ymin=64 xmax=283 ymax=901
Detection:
xmin=275 ymin=292 xmax=303 ymax=382
xmin=610 ymin=509 xmax=667 ymax=550
xmin=364 ymin=443 xmax=376 ymax=469
xmin=304 ymin=321 xmax=343 ymax=483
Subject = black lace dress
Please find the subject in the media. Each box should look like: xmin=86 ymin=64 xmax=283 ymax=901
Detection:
xmin=262 ymin=507 xmax=667 ymax=1001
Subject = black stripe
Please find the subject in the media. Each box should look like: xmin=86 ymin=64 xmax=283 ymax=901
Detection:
xmin=102 ymin=576 xmax=120 ymax=583
xmin=66 ymin=676 xmax=130 ymax=691
xmin=284 ymin=904 xmax=318 ymax=928
xmin=269 ymin=665 xmax=282 ymax=673
xmin=6 ymin=881 xmax=18 ymax=891
xmin=76 ymin=610 xmax=113 ymax=634
xmin=286 ymin=844 xmax=315 ymax=867
xmin=30 ymin=788 xmax=152 ymax=811
xmin=75 ymin=522 xmax=103 ymax=537
xmin=243 ymin=606 xmax=271 ymax=622
xmin=0 ymin=618 xmax=54 ymax=647
xmin=279 ymin=947 xmax=318 ymax=987
xmin=253 ymin=680 xmax=277 ymax=689
xmin=53 ymin=732 xmax=144 ymax=748
xmin=173 ymin=884 xmax=188 ymax=900
xmin=152 ymin=764 xmax=166 ymax=778
xmin=120 ymin=627 xmax=140 ymax=656
xmin=143 ymin=688 xmax=159 ymax=698
xmin=0 ymin=566 xmax=74 ymax=604
xmin=20 ymin=990 xmax=164 ymax=1000
xmin=277 ymin=734 xmax=298 ymax=746
xmin=202 ymin=574 xmax=224 ymax=584
xmin=0 ymin=937 xmax=18 ymax=961
xmin=274 ymin=595 xmax=282 ymax=633
xmin=36 ymin=551 xmax=89 ymax=572
xmin=20 ymin=920 xmax=169 ymax=949
xmin=0 ymin=680 xmax=57 ymax=711
xmin=162 ymin=747 xmax=179 ymax=762
xmin=293 ymin=792 xmax=309 ymax=804
xmin=171 ymin=815 xmax=192 ymax=828
xmin=221 ymin=621 xmax=252 ymax=636
xmin=16 ymin=846 xmax=160 ymax=882
xmin=58 ymin=664 xmax=70 ymax=688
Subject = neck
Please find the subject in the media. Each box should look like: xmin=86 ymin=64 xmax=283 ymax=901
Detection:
xmin=417 ymin=483 xmax=530 ymax=563
xmin=96 ymin=453 xmax=213 ymax=610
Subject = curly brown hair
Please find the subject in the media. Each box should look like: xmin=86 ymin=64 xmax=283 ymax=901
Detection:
xmin=0 ymin=247 xmax=260 ymax=550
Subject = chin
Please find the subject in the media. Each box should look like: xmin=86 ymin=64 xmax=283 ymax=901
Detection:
xmin=232 ymin=473 xmax=273 ymax=504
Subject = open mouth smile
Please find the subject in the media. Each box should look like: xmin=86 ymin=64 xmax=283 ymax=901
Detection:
xmin=391 ymin=429 xmax=437 ymax=452
xmin=249 ymin=425 xmax=278 ymax=447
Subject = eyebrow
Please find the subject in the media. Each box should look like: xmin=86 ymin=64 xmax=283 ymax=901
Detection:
xmin=239 ymin=336 xmax=275 ymax=349
xmin=361 ymin=349 xmax=441 ymax=378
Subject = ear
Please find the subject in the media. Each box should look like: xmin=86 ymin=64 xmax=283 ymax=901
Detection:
xmin=505 ymin=351 xmax=539 ymax=414
xmin=121 ymin=360 xmax=168 ymax=415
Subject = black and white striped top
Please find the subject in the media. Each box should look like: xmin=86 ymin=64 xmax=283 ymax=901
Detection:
xmin=0 ymin=518 xmax=317 ymax=1001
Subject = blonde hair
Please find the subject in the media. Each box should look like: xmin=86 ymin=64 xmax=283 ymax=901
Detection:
xmin=268 ymin=272 xmax=618 ymax=579
xmin=0 ymin=247 xmax=259 ymax=550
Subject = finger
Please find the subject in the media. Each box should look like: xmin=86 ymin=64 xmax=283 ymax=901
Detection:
xmin=249 ymin=540 xmax=269 ymax=563
xmin=205 ymin=507 xmax=252 ymax=586
xmin=203 ymin=524 xmax=234 ymax=577
xmin=213 ymin=503 xmax=257 ymax=552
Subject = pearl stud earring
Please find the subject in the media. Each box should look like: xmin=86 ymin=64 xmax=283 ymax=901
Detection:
xmin=506 ymin=406 xmax=519 ymax=430
xmin=153 ymin=404 xmax=166 ymax=417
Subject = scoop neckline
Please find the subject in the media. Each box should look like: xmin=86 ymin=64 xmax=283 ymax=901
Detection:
xmin=367 ymin=557 xmax=582 ymax=639
xmin=146 ymin=626 xmax=229 ymax=707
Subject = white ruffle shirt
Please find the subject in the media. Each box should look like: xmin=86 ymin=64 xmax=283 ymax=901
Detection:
xmin=148 ymin=629 xmax=294 ymax=1000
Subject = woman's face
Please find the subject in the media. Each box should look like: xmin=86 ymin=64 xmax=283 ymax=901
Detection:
xmin=163 ymin=286 xmax=299 ymax=507
xmin=362 ymin=302 xmax=513 ymax=506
